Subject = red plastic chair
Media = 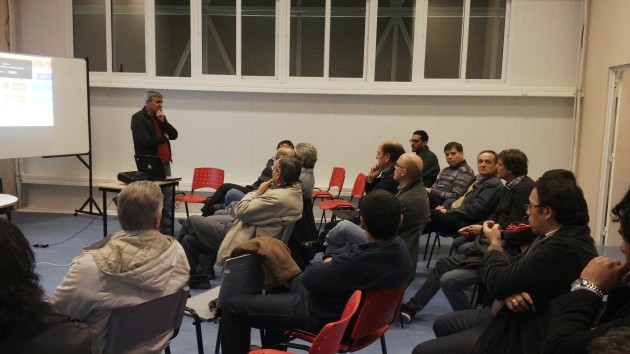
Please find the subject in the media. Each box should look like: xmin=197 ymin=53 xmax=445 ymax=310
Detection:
xmin=175 ymin=167 xmax=224 ymax=217
xmin=289 ymin=284 xmax=406 ymax=354
xmin=249 ymin=290 xmax=362 ymax=354
xmin=312 ymin=167 xmax=345 ymax=205
xmin=316 ymin=173 xmax=366 ymax=230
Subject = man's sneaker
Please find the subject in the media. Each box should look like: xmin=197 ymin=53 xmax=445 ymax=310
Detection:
xmin=397 ymin=303 xmax=414 ymax=324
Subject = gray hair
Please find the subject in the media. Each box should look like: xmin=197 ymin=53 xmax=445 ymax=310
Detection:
xmin=295 ymin=143 xmax=318 ymax=168
xmin=143 ymin=90 xmax=163 ymax=104
xmin=117 ymin=181 xmax=163 ymax=231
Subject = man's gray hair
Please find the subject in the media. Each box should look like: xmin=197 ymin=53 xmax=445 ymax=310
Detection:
xmin=295 ymin=143 xmax=318 ymax=168
xmin=117 ymin=181 xmax=163 ymax=231
xmin=143 ymin=90 xmax=163 ymax=104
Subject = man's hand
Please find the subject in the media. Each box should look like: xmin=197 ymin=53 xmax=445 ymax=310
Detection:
xmin=459 ymin=224 xmax=482 ymax=238
xmin=581 ymin=256 xmax=630 ymax=294
xmin=505 ymin=292 xmax=536 ymax=313
xmin=435 ymin=205 xmax=447 ymax=214
xmin=366 ymin=164 xmax=380 ymax=182
xmin=257 ymin=180 xmax=273 ymax=194
xmin=156 ymin=109 xmax=165 ymax=122
xmin=482 ymin=220 xmax=501 ymax=245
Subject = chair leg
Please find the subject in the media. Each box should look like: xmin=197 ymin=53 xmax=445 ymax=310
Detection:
xmin=423 ymin=233 xmax=432 ymax=260
xmin=215 ymin=321 xmax=222 ymax=354
xmin=426 ymin=233 xmax=440 ymax=268
xmin=380 ymin=335 xmax=387 ymax=354
xmin=191 ymin=317 xmax=205 ymax=354
xmin=184 ymin=202 xmax=190 ymax=218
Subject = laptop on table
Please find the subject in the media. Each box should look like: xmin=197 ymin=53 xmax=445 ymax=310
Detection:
xmin=134 ymin=155 xmax=182 ymax=182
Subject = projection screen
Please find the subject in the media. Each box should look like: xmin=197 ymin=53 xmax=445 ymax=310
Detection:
xmin=0 ymin=52 xmax=89 ymax=159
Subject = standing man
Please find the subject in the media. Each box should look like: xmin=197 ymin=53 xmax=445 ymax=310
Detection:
xmin=131 ymin=90 xmax=178 ymax=234
xmin=427 ymin=142 xmax=475 ymax=208
xmin=410 ymin=130 xmax=440 ymax=187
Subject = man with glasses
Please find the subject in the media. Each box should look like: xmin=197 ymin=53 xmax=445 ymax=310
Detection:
xmin=412 ymin=169 xmax=598 ymax=354
xmin=410 ymin=130 xmax=440 ymax=187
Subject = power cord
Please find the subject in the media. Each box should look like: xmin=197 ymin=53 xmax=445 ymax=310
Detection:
xmin=31 ymin=198 xmax=116 ymax=248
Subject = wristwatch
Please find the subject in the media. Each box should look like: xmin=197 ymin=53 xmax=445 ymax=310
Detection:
xmin=571 ymin=278 xmax=603 ymax=298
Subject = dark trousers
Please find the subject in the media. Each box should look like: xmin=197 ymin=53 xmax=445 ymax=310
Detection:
xmin=412 ymin=309 xmax=492 ymax=354
xmin=220 ymin=290 xmax=318 ymax=354
xmin=201 ymin=183 xmax=250 ymax=216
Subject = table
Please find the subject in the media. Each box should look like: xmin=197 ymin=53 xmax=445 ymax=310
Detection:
xmin=98 ymin=180 xmax=179 ymax=237
xmin=0 ymin=193 xmax=18 ymax=220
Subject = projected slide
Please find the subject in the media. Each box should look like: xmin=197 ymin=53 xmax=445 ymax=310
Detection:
xmin=0 ymin=53 xmax=54 ymax=127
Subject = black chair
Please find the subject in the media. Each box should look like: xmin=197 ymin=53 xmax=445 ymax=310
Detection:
xmin=104 ymin=287 xmax=189 ymax=354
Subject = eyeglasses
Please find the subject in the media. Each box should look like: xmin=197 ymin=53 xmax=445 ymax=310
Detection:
xmin=395 ymin=163 xmax=406 ymax=171
xmin=524 ymin=204 xmax=544 ymax=210
xmin=409 ymin=139 xmax=421 ymax=144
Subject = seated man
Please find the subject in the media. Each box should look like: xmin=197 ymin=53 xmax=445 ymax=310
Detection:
xmin=322 ymin=152 xmax=430 ymax=278
xmin=306 ymin=140 xmax=405 ymax=248
xmin=427 ymin=141 xmax=475 ymax=208
xmin=409 ymin=130 xmax=440 ymax=187
xmin=200 ymin=140 xmax=294 ymax=216
xmin=400 ymin=149 xmax=534 ymax=323
xmin=219 ymin=190 xmax=413 ymax=354
xmin=364 ymin=140 xmax=406 ymax=195
xmin=456 ymin=149 xmax=535 ymax=252
xmin=180 ymin=156 xmax=303 ymax=288
xmin=50 ymin=181 xmax=190 ymax=353
xmin=424 ymin=150 xmax=503 ymax=235
xmin=412 ymin=169 xmax=598 ymax=354
xmin=542 ymin=187 xmax=630 ymax=354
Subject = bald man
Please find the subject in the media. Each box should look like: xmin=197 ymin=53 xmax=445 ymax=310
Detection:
xmin=323 ymin=152 xmax=431 ymax=278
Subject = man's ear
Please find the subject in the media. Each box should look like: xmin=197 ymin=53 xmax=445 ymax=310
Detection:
xmin=154 ymin=212 xmax=162 ymax=230
xmin=359 ymin=216 xmax=366 ymax=230
xmin=399 ymin=214 xmax=404 ymax=229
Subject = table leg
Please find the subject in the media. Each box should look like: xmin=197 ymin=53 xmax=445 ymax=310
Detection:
xmin=170 ymin=184 xmax=176 ymax=236
xmin=102 ymin=189 xmax=108 ymax=237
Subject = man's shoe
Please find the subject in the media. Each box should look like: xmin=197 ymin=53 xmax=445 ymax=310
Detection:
xmin=178 ymin=218 xmax=186 ymax=226
xmin=189 ymin=276 xmax=212 ymax=290
xmin=397 ymin=303 xmax=414 ymax=324
xmin=301 ymin=240 xmax=325 ymax=253
xmin=398 ymin=311 xmax=412 ymax=324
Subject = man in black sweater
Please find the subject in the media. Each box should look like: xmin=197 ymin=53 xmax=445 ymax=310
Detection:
xmin=219 ymin=190 xmax=413 ymax=354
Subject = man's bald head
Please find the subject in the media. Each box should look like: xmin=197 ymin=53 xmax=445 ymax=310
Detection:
xmin=398 ymin=152 xmax=423 ymax=179
xmin=275 ymin=146 xmax=296 ymax=159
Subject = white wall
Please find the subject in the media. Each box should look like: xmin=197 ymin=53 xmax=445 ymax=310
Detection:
xmin=12 ymin=0 xmax=583 ymax=214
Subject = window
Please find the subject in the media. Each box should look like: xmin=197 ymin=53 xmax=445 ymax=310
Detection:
xmin=112 ymin=0 xmax=145 ymax=73
xmin=72 ymin=0 xmax=508 ymax=87
xmin=73 ymin=0 xmax=107 ymax=72
xmin=424 ymin=0 xmax=506 ymax=79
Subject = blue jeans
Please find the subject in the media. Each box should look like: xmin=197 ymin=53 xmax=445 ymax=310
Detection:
xmin=412 ymin=309 xmax=492 ymax=354
xmin=225 ymin=188 xmax=246 ymax=208
xmin=160 ymin=163 xmax=174 ymax=234
xmin=323 ymin=220 xmax=365 ymax=255
xmin=406 ymin=254 xmax=478 ymax=315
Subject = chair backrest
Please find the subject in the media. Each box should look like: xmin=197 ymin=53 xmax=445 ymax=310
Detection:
xmin=104 ymin=287 xmax=189 ymax=354
xmin=217 ymin=253 xmax=264 ymax=308
xmin=327 ymin=167 xmax=346 ymax=193
xmin=309 ymin=290 xmax=362 ymax=354
xmin=348 ymin=173 xmax=367 ymax=201
xmin=281 ymin=220 xmax=299 ymax=244
xmin=191 ymin=167 xmax=225 ymax=192
xmin=344 ymin=284 xmax=407 ymax=351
